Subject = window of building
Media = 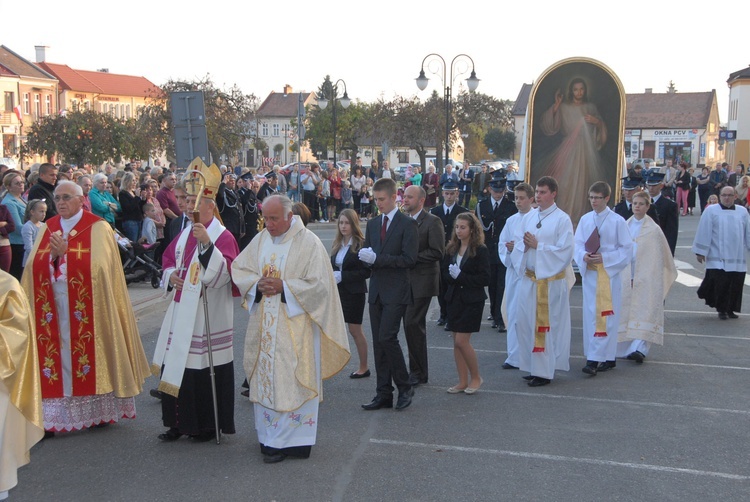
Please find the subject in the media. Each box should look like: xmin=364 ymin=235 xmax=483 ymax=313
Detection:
xmin=34 ymin=94 xmax=41 ymax=117
xmin=4 ymin=92 xmax=14 ymax=112
xmin=45 ymin=95 xmax=52 ymax=115
xmin=3 ymin=134 xmax=17 ymax=155
xmin=120 ymin=104 xmax=125 ymax=118
xmin=84 ymin=101 xmax=91 ymax=111
xmin=126 ymin=105 xmax=131 ymax=119
xmin=709 ymin=122 xmax=715 ymax=133
xmin=262 ymin=123 xmax=268 ymax=136
xmin=272 ymin=124 xmax=280 ymax=137
xmin=397 ymin=152 xmax=408 ymax=163
xmin=23 ymin=93 xmax=30 ymax=114
xmin=71 ymin=99 xmax=79 ymax=111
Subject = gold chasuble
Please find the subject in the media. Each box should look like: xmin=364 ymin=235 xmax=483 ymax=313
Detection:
xmin=0 ymin=271 xmax=44 ymax=492
xmin=234 ymin=216 xmax=350 ymax=413
xmin=21 ymin=213 xmax=150 ymax=400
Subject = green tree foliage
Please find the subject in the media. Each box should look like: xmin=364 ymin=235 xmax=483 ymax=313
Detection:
xmin=483 ymin=128 xmax=517 ymax=158
xmin=454 ymin=91 xmax=514 ymax=162
xmin=24 ymin=109 xmax=131 ymax=167
xmin=306 ymin=76 xmax=365 ymax=160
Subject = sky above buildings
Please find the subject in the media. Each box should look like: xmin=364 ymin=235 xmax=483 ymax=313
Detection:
xmin=2 ymin=0 xmax=746 ymax=122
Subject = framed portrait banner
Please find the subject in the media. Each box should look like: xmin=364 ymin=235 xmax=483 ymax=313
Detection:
xmin=524 ymin=57 xmax=626 ymax=226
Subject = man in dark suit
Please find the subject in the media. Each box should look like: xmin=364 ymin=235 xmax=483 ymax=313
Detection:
xmin=257 ymin=171 xmax=280 ymax=201
xmin=359 ymin=178 xmax=419 ymax=411
xmin=401 ymin=185 xmax=445 ymax=386
xmin=475 ymin=170 xmax=517 ymax=331
xmin=430 ymin=180 xmax=468 ymax=328
xmin=614 ymin=177 xmax=658 ymax=221
xmin=216 ymin=173 xmax=244 ymax=245
xmin=646 ymin=172 xmax=679 ymax=255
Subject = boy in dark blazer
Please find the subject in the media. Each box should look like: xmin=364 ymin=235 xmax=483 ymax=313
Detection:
xmin=359 ymin=178 xmax=419 ymax=411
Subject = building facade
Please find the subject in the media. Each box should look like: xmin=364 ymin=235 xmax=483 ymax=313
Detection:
xmin=726 ymin=65 xmax=750 ymax=167
xmin=0 ymin=45 xmax=58 ymax=166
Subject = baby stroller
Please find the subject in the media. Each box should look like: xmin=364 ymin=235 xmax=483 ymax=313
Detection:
xmin=115 ymin=231 xmax=162 ymax=288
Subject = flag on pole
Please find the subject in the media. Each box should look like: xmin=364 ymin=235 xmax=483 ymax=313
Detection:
xmin=13 ymin=104 xmax=22 ymax=122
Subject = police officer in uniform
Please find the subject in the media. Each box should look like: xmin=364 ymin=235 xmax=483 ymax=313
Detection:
xmin=474 ymin=170 xmax=517 ymax=332
xmin=430 ymin=180 xmax=468 ymax=329
xmin=614 ymin=176 xmax=658 ymax=221
xmin=238 ymin=172 xmax=260 ymax=250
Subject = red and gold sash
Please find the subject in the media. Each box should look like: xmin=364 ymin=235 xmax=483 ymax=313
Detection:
xmin=587 ymin=262 xmax=614 ymax=337
xmin=525 ymin=269 xmax=567 ymax=353
xmin=32 ymin=212 xmax=99 ymax=398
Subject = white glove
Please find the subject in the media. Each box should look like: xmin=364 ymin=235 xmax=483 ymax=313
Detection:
xmin=359 ymin=247 xmax=377 ymax=265
xmin=333 ymin=271 xmax=342 ymax=284
xmin=448 ymin=263 xmax=461 ymax=279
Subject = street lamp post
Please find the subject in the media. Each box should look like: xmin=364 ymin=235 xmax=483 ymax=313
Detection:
xmin=415 ymin=54 xmax=479 ymax=171
xmin=317 ymin=79 xmax=351 ymax=167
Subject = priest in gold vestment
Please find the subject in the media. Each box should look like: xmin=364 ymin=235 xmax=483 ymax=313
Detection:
xmin=0 ymin=270 xmax=43 ymax=500
xmin=21 ymin=181 xmax=150 ymax=434
xmin=233 ymin=195 xmax=350 ymax=464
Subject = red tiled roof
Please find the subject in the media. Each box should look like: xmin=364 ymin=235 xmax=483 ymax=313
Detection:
xmin=625 ymin=91 xmax=714 ymax=129
xmin=36 ymin=62 xmax=158 ymax=97
xmin=0 ymin=45 xmax=56 ymax=80
xmin=258 ymin=91 xmax=315 ymax=117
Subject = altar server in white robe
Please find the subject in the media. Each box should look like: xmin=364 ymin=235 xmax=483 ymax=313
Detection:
xmin=692 ymin=185 xmax=750 ymax=320
xmin=511 ymin=176 xmax=574 ymax=387
xmin=617 ymin=191 xmax=677 ymax=363
xmin=574 ymin=181 xmax=632 ymax=376
xmin=498 ymin=182 xmax=535 ymax=370
xmin=232 ymin=195 xmax=350 ymax=464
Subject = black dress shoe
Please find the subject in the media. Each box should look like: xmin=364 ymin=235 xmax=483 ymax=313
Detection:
xmin=487 ymin=315 xmax=494 ymax=321
xmin=240 ymin=388 xmax=250 ymax=397
xmin=408 ymin=375 xmax=427 ymax=386
xmin=158 ymin=428 xmax=183 ymax=442
xmin=190 ymin=432 xmax=216 ymax=442
xmin=522 ymin=375 xmax=534 ymax=381
xmin=718 ymin=312 xmax=728 ymax=320
xmin=263 ymin=452 xmax=287 ymax=464
xmin=497 ymin=325 xmax=507 ymax=333
xmin=43 ymin=431 xmax=55 ymax=439
xmin=527 ymin=377 xmax=551 ymax=387
xmin=491 ymin=323 xmax=499 ymax=329
xmin=349 ymin=369 xmax=371 ymax=379
xmin=149 ymin=388 xmax=163 ymax=399
xmin=627 ymin=351 xmax=645 ymax=364
xmin=597 ymin=361 xmax=616 ymax=372
xmin=582 ymin=361 xmax=598 ymax=376
xmin=395 ymin=387 xmax=414 ymax=411
xmin=361 ymin=397 xmax=393 ymax=410
xmin=444 ymin=324 xmax=451 ymax=331
xmin=501 ymin=363 xmax=518 ymax=370
xmin=437 ymin=318 xmax=446 ymax=326
xmin=728 ymin=311 xmax=739 ymax=319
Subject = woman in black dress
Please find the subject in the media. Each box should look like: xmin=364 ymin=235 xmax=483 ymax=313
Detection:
xmin=331 ymin=209 xmax=371 ymax=378
xmin=442 ymin=212 xmax=490 ymax=394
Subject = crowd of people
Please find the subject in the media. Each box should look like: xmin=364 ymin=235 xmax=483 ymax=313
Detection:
xmin=1 ymin=154 xmax=749 ymax=494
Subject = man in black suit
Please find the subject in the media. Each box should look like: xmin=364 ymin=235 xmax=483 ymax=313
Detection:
xmin=257 ymin=171 xmax=280 ymax=201
xmin=216 ymin=173 xmax=244 ymax=245
xmin=401 ymin=185 xmax=445 ymax=386
xmin=430 ymin=180 xmax=468 ymax=328
xmin=646 ymin=172 xmax=679 ymax=255
xmin=359 ymin=178 xmax=419 ymax=411
xmin=237 ymin=172 xmax=259 ymax=250
xmin=614 ymin=177 xmax=658 ymax=221
xmin=475 ymin=170 xmax=517 ymax=331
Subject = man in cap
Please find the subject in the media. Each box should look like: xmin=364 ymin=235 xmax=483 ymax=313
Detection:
xmin=237 ymin=171 xmax=260 ymax=249
xmin=574 ymin=181 xmax=632 ymax=376
xmin=22 ymin=180 xmax=150 ymax=434
xmin=646 ymin=172 xmax=679 ymax=255
xmin=475 ymin=170 xmax=518 ymax=331
xmin=153 ymin=162 xmax=240 ymax=442
xmin=431 ymin=180 xmax=468 ymax=327
xmin=257 ymin=171 xmax=280 ymax=201
xmin=693 ymin=186 xmax=750 ymax=320
xmin=216 ymin=172 xmax=244 ymax=246
xmin=614 ymin=177 xmax=658 ymax=221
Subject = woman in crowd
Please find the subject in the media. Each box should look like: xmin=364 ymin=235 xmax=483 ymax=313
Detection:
xmin=350 ymin=166 xmax=367 ymax=216
xmin=140 ymin=183 xmax=166 ymax=242
xmin=318 ymin=171 xmax=330 ymax=223
xmin=301 ymin=163 xmax=321 ymax=221
xmin=675 ymin=162 xmax=692 ymax=216
xmin=0 ymin=201 xmax=14 ymax=273
xmin=617 ymin=191 xmax=676 ymax=364
xmin=118 ymin=172 xmax=145 ymax=242
xmin=422 ymin=163 xmax=439 ymax=209
xmin=329 ymin=168 xmax=342 ymax=220
xmin=1 ymin=172 xmax=27 ymax=279
xmin=735 ymin=175 xmax=750 ymax=207
xmin=407 ymin=166 xmax=422 ymax=188
xmin=331 ymin=209 xmax=371 ymax=378
xmin=22 ymin=199 xmax=46 ymax=267
xmin=368 ymin=160 xmax=381 ymax=181
xmin=687 ymin=168 xmax=698 ymax=215
xmin=696 ymin=167 xmax=712 ymax=212
xmin=90 ymin=173 xmax=121 ymax=227
xmin=442 ymin=213 xmax=489 ymax=394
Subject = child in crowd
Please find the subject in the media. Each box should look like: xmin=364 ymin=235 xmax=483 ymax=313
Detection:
xmin=319 ymin=171 xmax=331 ymax=222
xmin=22 ymin=199 xmax=47 ymax=266
xmin=140 ymin=202 xmax=158 ymax=245
xmin=360 ymin=178 xmax=374 ymax=219
xmin=341 ymin=180 xmax=353 ymax=210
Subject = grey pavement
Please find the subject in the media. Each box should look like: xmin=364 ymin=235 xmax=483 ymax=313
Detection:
xmin=14 ymin=213 xmax=750 ymax=501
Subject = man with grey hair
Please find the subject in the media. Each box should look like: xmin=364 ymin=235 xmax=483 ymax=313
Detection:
xmin=232 ymin=195 xmax=350 ymax=463
xmin=21 ymin=180 xmax=150 ymax=436
xmin=693 ymin=185 xmax=750 ymax=320
xmin=77 ymin=175 xmax=93 ymax=212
